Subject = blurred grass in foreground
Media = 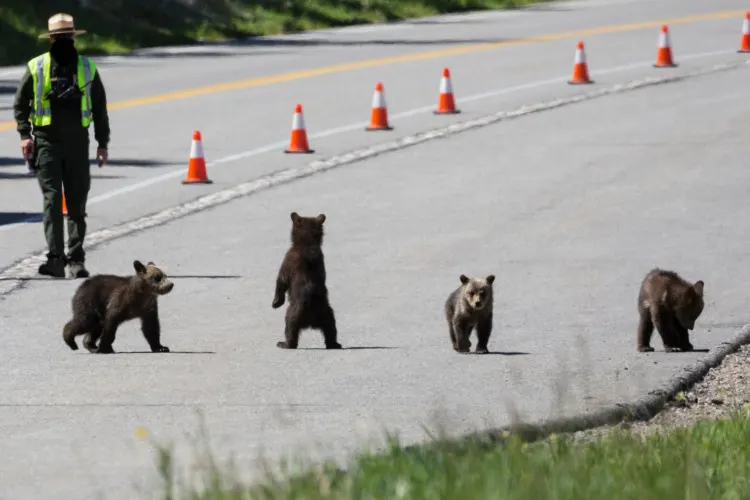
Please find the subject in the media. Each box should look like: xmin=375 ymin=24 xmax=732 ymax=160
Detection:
xmin=151 ymin=408 xmax=750 ymax=499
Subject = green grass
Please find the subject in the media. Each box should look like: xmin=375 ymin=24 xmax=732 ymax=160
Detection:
xmin=0 ymin=0 xmax=554 ymax=66
xmin=151 ymin=407 xmax=750 ymax=499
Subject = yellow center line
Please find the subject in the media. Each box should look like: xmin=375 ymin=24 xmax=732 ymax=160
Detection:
xmin=0 ymin=8 xmax=744 ymax=134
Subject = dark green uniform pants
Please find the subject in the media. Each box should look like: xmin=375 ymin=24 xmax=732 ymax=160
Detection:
xmin=34 ymin=137 xmax=90 ymax=263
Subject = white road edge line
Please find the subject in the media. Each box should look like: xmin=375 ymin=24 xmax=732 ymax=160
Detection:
xmin=0 ymin=57 xmax=748 ymax=297
xmin=0 ymin=48 xmax=737 ymax=235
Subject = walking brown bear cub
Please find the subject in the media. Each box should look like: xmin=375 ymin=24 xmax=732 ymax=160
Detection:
xmin=272 ymin=212 xmax=342 ymax=350
xmin=636 ymin=268 xmax=705 ymax=353
xmin=445 ymin=274 xmax=495 ymax=354
xmin=62 ymin=260 xmax=175 ymax=354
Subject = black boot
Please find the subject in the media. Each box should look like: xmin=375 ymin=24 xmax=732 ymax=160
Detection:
xmin=38 ymin=254 xmax=66 ymax=278
xmin=67 ymin=259 xmax=90 ymax=279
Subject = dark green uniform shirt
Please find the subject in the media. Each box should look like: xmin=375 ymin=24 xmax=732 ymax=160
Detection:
xmin=13 ymin=54 xmax=111 ymax=149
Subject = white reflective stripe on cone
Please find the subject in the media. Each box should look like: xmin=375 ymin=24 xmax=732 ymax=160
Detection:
xmin=190 ymin=139 xmax=204 ymax=159
xmin=440 ymin=76 xmax=453 ymax=94
xmin=292 ymin=111 xmax=305 ymax=131
xmin=372 ymin=89 xmax=386 ymax=108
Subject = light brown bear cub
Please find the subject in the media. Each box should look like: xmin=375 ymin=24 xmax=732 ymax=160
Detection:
xmin=445 ymin=274 xmax=495 ymax=354
xmin=636 ymin=268 xmax=704 ymax=353
xmin=62 ymin=260 xmax=175 ymax=354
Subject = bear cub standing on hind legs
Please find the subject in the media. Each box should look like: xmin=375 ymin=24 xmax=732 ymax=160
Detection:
xmin=62 ymin=260 xmax=175 ymax=354
xmin=445 ymin=274 xmax=495 ymax=354
xmin=636 ymin=268 xmax=705 ymax=353
xmin=272 ymin=212 xmax=342 ymax=350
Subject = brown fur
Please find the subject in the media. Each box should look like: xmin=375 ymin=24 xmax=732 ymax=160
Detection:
xmin=636 ymin=268 xmax=704 ymax=353
xmin=445 ymin=274 xmax=495 ymax=354
xmin=62 ymin=260 xmax=175 ymax=354
xmin=272 ymin=212 xmax=341 ymax=349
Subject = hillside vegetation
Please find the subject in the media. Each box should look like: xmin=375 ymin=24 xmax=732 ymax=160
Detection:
xmin=0 ymin=0 xmax=550 ymax=66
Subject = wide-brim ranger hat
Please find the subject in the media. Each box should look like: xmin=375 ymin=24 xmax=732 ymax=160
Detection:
xmin=38 ymin=13 xmax=87 ymax=39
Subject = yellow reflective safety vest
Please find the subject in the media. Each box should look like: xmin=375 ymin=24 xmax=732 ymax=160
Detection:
xmin=27 ymin=52 xmax=96 ymax=128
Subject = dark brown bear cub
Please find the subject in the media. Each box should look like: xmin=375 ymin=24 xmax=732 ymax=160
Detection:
xmin=62 ymin=260 xmax=175 ymax=354
xmin=272 ymin=212 xmax=341 ymax=350
xmin=445 ymin=274 xmax=495 ymax=354
xmin=636 ymin=268 xmax=704 ymax=353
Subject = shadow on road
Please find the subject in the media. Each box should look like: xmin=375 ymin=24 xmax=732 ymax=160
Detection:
xmin=236 ymin=36 xmax=512 ymax=47
xmin=297 ymin=346 xmax=400 ymax=350
xmin=104 ymin=350 xmax=217 ymax=354
xmin=168 ymin=274 xmax=243 ymax=279
xmin=0 ymin=157 xmax=176 ymax=169
xmin=101 ymin=49 xmax=290 ymax=60
xmin=0 ymin=157 xmax=23 ymax=166
xmin=0 ymin=171 xmax=127 ymax=180
xmin=0 ymin=171 xmax=34 ymax=180
xmin=484 ymin=351 xmax=531 ymax=356
xmin=0 ymin=274 xmax=241 ymax=282
xmin=0 ymin=80 xmax=19 ymax=95
xmin=94 ymin=159 xmax=180 ymax=168
xmin=0 ymin=211 xmax=41 ymax=226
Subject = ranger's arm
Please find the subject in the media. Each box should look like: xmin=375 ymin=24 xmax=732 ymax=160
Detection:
xmin=90 ymin=70 xmax=110 ymax=150
xmin=13 ymin=67 xmax=34 ymax=140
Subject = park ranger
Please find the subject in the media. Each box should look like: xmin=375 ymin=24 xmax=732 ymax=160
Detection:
xmin=13 ymin=13 xmax=110 ymax=279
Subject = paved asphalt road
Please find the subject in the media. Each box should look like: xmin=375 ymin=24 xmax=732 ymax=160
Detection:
xmin=1 ymin=0 xmax=750 ymax=497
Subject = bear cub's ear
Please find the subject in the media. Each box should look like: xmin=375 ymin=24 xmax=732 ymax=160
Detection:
xmin=486 ymin=275 xmax=495 ymax=285
xmin=693 ymin=280 xmax=704 ymax=296
xmin=133 ymin=260 xmax=147 ymax=275
xmin=459 ymin=274 xmax=470 ymax=285
xmin=316 ymin=214 xmax=326 ymax=224
xmin=290 ymin=212 xmax=300 ymax=223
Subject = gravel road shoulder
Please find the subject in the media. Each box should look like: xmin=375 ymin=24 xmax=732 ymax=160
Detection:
xmin=569 ymin=344 xmax=750 ymax=444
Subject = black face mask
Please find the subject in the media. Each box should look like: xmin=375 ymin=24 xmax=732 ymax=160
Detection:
xmin=50 ymin=36 xmax=78 ymax=67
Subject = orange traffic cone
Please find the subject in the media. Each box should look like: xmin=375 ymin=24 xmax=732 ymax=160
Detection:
xmin=366 ymin=82 xmax=393 ymax=131
xmin=62 ymin=191 xmax=67 ymax=216
xmin=739 ymin=12 xmax=750 ymax=53
xmin=434 ymin=67 xmax=460 ymax=114
xmin=182 ymin=130 xmax=213 ymax=184
xmin=284 ymin=104 xmax=315 ymax=154
xmin=568 ymin=41 xmax=593 ymax=84
xmin=654 ymin=25 xmax=677 ymax=67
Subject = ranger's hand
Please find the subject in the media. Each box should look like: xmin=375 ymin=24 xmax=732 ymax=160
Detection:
xmin=20 ymin=138 xmax=34 ymax=160
xmin=96 ymin=147 xmax=108 ymax=167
